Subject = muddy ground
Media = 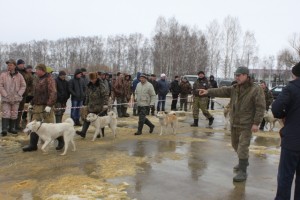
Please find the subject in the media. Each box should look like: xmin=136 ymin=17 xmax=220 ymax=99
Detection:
xmin=0 ymin=97 xmax=284 ymax=200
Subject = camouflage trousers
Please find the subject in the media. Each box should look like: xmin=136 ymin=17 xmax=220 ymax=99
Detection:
xmin=231 ymin=127 xmax=252 ymax=159
xmin=192 ymin=97 xmax=212 ymax=119
xmin=31 ymin=105 xmax=55 ymax=123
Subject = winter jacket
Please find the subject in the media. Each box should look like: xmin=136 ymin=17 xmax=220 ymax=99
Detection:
xmin=135 ymin=81 xmax=156 ymax=107
xmin=132 ymin=72 xmax=141 ymax=92
xmin=113 ymin=75 xmax=125 ymax=97
xmin=149 ymin=79 xmax=159 ymax=94
xmin=193 ymin=77 xmax=210 ymax=97
xmin=272 ymin=78 xmax=300 ymax=151
xmin=180 ymin=81 xmax=192 ymax=96
xmin=55 ymin=77 xmax=70 ymax=104
xmin=207 ymin=80 xmax=265 ymax=128
xmin=170 ymin=80 xmax=181 ymax=95
xmin=32 ymin=73 xmax=57 ymax=106
xmin=0 ymin=71 xmax=26 ymax=102
xmin=85 ymin=79 xmax=109 ymax=114
xmin=157 ymin=79 xmax=170 ymax=96
xmin=124 ymin=74 xmax=132 ymax=100
xmin=68 ymin=77 xmax=86 ymax=101
xmin=16 ymin=67 xmax=35 ymax=97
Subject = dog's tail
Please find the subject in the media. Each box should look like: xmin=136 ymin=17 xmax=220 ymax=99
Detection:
xmin=64 ymin=118 xmax=75 ymax=126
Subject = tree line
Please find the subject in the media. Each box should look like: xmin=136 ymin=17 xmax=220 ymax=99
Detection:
xmin=0 ymin=16 xmax=299 ymax=79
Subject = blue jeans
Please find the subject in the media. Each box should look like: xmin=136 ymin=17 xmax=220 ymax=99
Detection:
xmin=71 ymin=100 xmax=83 ymax=121
xmin=275 ymin=147 xmax=300 ymax=200
xmin=157 ymin=94 xmax=166 ymax=112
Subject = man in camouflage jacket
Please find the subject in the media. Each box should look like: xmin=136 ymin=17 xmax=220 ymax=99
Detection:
xmin=259 ymin=80 xmax=274 ymax=130
xmin=199 ymin=66 xmax=265 ymax=182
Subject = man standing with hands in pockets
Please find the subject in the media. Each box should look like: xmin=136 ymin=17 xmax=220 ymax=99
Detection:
xmin=198 ymin=66 xmax=265 ymax=182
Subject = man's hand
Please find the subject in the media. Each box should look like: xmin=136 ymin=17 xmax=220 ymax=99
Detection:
xmin=199 ymin=89 xmax=208 ymax=96
xmin=44 ymin=106 xmax=51 ymax=113
xmin=251 ymin=124 xmax=259 ymax=132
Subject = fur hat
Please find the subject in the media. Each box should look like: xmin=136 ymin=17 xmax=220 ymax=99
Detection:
xmin=292 ymin=62 xmax=300 ymax=77
xmin=35 ymin=64 xmax=47 ymax=72
xmin=160 ymin=73 xmax=166 ymax=78
xmin=140 ymin=73 xmax=147 ymax=79
xmin=80 ymin=67 xmax=87 ymax=72
xmin=26 ymin=65 xmax=33 ymax=69
xmin=17 ymin=59 xmax=25 ymax=65
xmin=89 ymin=72 xmax=98 ymax=80
xmin=74 ymin=69 xmax=82 ymax=76
xmin=6 ymin=59 xmax=17 ymax=66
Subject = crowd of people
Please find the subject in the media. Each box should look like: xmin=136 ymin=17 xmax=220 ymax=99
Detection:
xmin=1 ymin=58 xmax=300 ymax=199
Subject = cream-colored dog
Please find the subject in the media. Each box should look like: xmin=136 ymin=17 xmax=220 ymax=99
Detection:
xmin=23 ymin=118 xmax=76 ymax=155
xmin=86 ymin=111 xmax=117 ymax=141
xmin=156 ymin=111 xmax=178 ymax=135
xmin=223 ymin=104 xmax=231 ymax=130
xmin=263 ymin=111 xmax=284 ymax=131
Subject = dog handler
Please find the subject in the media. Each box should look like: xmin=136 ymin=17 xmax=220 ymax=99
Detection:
xmin=199 ymin=66 xmax=265 ymax=182
xmin=22 ymin=64 xmax=57 ymax=152
xmin=134 ymin=73 xmax=156 ymax=135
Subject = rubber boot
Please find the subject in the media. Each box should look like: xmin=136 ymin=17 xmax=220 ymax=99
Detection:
xmin=56 ymin=136 xmax=65 ymax=150
xmin=122 ymin=106 xmax=130 ymax=117
xmin=190 ymin=119 xmax=198 ymax=127
xmin=233 ymin=159 xmax=248 ymax=182
xmin=55 ymin=115 xmax=63 ymax=123
xmin=145 ymin=119 xmax=155 ymax=133
xmin=211 ymin=101 xmax=215 ymax=110
xmin=134 ymin=122 xmax=144 ymax=135
xmin=8 ymin=119 xmax=18 ymax=134
xmin=133 ymin=108 xmax=137 ymax=116
xmin=74 ymin=119 xmax=82 ymax=126
xmin=259 ymin=119 xmax=265 ymax=131
xmin=1 ymin=118 xmax=9 ymax=136
xmin=76 ymin=121 xmax=90 ymax=138
xmin=233 ymin=160 xmax=249 ymax=172
xmin=117 ymin=106 xmax=123 ymax=118
xmin=22 ymin=132 xmax=39 ymax=152
xmin=15 ymin=113 xmax=23 ymax=131
xmin=208 ymin=117 xmax=214 ymax=126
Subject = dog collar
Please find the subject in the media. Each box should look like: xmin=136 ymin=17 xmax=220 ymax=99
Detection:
xmin=36 ymin=121 xmax=44 ymax=132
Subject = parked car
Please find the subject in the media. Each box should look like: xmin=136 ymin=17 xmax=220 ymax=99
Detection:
xmin=219 ymin=79 xmax=233 ymax=87
xmin=271 ymin=85 xmax=285 ymax=99
xmin=182 ymin=75 xmax=198 ymax=88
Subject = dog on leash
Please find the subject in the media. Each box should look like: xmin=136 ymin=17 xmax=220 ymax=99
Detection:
xmin=263 ymin=111 xmax=284 ymax=131
xmin=23 ymin=118 xmax=76 ymax=155
xmin=156 ymin=111 xmax=178 ymax=135
xmin=86 ymin=111 xmax=117 ymax=141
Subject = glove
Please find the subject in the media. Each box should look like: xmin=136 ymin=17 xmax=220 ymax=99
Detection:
xmin=44 ymin=106 xmax=51 ymax=113
xmin=103 ymin=105 xmax=108 ymax=110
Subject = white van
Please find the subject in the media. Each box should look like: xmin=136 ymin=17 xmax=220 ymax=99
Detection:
xmin=182 ymin=75 xmax=198 ymax=88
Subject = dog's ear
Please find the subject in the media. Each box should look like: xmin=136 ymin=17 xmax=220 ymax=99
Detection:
xmin=164 ymin=111 xmax=168 ymax=114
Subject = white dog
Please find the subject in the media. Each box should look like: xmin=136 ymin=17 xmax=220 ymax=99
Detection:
xmin=223 ymin=104 xmax=231 ymax=130
xmin=86 ymin=111 xmax=117 ymax=141
xmin=156 ymin=111 xmax=178 ymax=135
xmin=23 ymin=118 xmax=76 ymax=155
xmin=263 ymin=111 xmax=284 ymax=131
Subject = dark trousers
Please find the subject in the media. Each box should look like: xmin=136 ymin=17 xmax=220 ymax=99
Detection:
xmin=157 ymin=94 xmax=166 ymax=112
xmin=171 ymin=93 xmax=179 ymax=111
xmin=275 ymin=147 xmax=300 ymax=200
xmin=207 ymin=97 xmax=215 ymax=110
xmin=137 ymin=106 xmax=151 ymax=132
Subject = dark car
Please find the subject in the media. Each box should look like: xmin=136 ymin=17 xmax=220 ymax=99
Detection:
xmin=219 ymin=80 xmax=234 ymax=87
xmin=271 ymin=85 xmax=285 ymax=99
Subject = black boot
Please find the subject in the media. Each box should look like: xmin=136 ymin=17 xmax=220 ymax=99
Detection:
xmin=22 ymin=132 xmax=39 ymax=152
xmin=117 ymin=106 xmax=123 ymax=118
xmin=191 ymin=119 xmax=198 ymax=127
xmin=55 ymin=115 xmax=63 ymax=123
xmin=233 ymin=160 xmax=249 ymax=172
xmin=259 ymin=119 xmax=265 ymax=131
xmin=56 ymin=136 xmax=65 ymax=150
xmin=145 ymin=119 xmax=155 ymax=133
xmin=74 ymin=119 xmax=82 ymax=126
xmin=233 ymin=159 xmax=248 ymax=182
xmin=208 ymin=117 xmax=214 ymax=126
xmin=133 ymin=108 xmax=137 ymax=116
xmin=1 ymin=118 xmax=9 ymax=136
xmin=76 ymin=121 xmax=90 ymax=138
xmin=8 ymin=119 xmax=18 ymax=134
xmin=122 ymin=107 xmax=130 ymax=117
xmin=134 ymin=122 xmax=144 ymax=135
xmin=211 ymin=101 xmax=215 ymax=110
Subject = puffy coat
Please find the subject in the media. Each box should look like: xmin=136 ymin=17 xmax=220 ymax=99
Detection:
xmin=157 ymin=79 xmax=169 ymax=96
xmin=135 ymin=81 xmax=156 ymax=107
xmin=180 ymin=81 xmax=192 ymax=96
xmin=0 ymin=71 xmax=26 ymax=102
xmin=32 ymin=73 xmax=57 ymax=106
xmin=170 ymin=79 xmax=181 ymax=95
xmin=56 ymin=77 xmax=70 ymax=104
xmin=272 ymin=78 xmax=300 ymax=151
xmin=207 ymin=80 xmax=265 ymax=128
xmin=68 ymin=77 xmax=86 ymax=101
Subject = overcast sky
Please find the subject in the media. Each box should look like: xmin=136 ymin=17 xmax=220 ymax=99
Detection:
xmin=0 ymin=0 xmax=299 ymax=57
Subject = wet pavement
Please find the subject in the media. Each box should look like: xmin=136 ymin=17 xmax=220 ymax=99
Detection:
xmin=0 ymin=97 xmax=283 ymax=200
